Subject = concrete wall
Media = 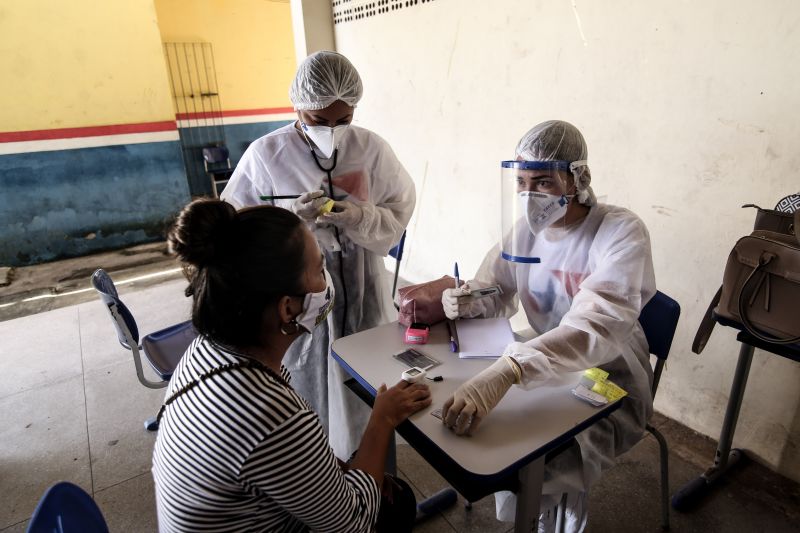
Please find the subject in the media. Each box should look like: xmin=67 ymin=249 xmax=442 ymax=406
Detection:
xmin=332 ymin=0 xmax=800 ymax=481
xmin=0 ymin=0 xmax=189 ymax=266
xmin=154 ymin=0 xmax=298 ymax=195
xmin=154 ymin=0 xmax=297 ymax=112
xmin=0 ymin=0 xmax=300 ymax=264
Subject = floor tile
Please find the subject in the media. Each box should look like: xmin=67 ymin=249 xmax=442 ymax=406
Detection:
xmin=84 ymin=360 xmax=162 ymax=491
xmin=0 ymin=520 xmax=28 ymax=532
xmin=94 ymin=472 xmax=158 ymax=532
xmin=0 ymin=376 xmax=91 ymax=528
xmin=395 ymin=468 xmax=455 ymax=532
xmin=0 ymin=306 xmax=82 ymax=398
xmin=396 ymin=443 xmax=509 ymax=533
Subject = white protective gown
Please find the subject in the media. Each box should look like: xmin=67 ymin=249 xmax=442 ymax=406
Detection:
xmin=468 ymin=203 xmax=656 ymax=526
xmin=221 ymin=122 xmax=415 ymax=459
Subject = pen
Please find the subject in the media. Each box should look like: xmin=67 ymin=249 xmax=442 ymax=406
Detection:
xmin=259 ymin=194 xmax=302 ymax=200
xmin=454 ymin=262 xmax=460 ymax=289
xmin=446 ymin=319 xmax=459 ymax=352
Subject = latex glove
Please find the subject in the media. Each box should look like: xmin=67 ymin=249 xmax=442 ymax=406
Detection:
xmin=292 ymin=190 xmax=330 ymax=221
xmin=316 ymin=200 xmax=363 ymax=229
xmin=442 ymin=356 xmax=519 ymax=435
xmin=442 ymin=284 xmax=481 ymax=319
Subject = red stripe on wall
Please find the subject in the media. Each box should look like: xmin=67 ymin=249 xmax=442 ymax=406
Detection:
xmin=175 ymin=107 xmax=295 ymax=120
xmin=0 ymin=121 xmax=178 ymax=143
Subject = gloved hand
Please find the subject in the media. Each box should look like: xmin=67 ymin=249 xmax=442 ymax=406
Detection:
xmin=442 ymin=356 xmax=520 ymax=435
xmin=442 ymin=284 xmax=482 ymax=319
xmin=292 ymin=190 xmax=330 ymax=221
xmin=316 ymin=200 xmax=364 ymax=229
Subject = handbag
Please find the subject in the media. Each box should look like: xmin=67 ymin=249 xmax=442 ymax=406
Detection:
xmin=395 ymin=275 xmax=455 ymax=327
xmin=693 ymin=206 xmax=800 ymax=353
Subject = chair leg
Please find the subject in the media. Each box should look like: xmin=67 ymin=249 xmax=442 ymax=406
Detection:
xmin=145 ymin=416 xmax=160 ymax=432
xmin=647 ymin=423 xmax=670 ymax=530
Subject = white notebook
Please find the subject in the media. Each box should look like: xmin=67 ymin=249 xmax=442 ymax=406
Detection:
xmin=454 ymin=317 xmax=515 ymax=359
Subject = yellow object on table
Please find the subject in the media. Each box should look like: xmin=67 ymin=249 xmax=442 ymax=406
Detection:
xmin=319 ymin=199 xmax=335 ymax=215
xmin=582 ymin=367 xmax=628 ymax=402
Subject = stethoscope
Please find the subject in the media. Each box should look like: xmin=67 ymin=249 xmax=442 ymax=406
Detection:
xmin=303 ymin=132 xmax=349 ymax=338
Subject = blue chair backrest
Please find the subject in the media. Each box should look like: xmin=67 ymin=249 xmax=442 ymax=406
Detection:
xmin=389 ymin=230 xmax=406 ymax=261
xmin=638 ymin=290 xmax=681 ymax=361
xmin=27 ymin=481 xmax=109 ymax=533
xmin=91 ymin=269 xmax=139 ymax=348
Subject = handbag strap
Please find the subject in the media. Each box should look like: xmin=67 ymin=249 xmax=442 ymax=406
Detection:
xmin=737 ymin=253 xmax=800 ymax=345
xmin=692 ymin=286 xmax=721 ymax=354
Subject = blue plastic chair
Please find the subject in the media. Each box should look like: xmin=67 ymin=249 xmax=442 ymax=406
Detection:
xmin=91 ymin=269 xmax=197 ymax=430
xmin=27 ymin=482 xmax=108 ymax=533
xmin=388 ymin=230 xmax=407 ymax=301
xmin=638 ymin=290 xmax=681 ymax=530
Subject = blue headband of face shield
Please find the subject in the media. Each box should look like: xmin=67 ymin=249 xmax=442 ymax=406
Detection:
xmin=501 ymin=160 xmax=572 ymax=171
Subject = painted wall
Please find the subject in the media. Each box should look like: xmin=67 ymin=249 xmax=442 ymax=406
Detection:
xmin=154 ymin=0 xmax=298 ymax=191
xmin=155 ymin=0 xmax=297 ymax=114
xmin=1 ymin=1 xmax=176 ymax=131
xmin=0 ymin=0 xmax=189 ymax=266
xmin=333 ymin=0 xmax=800 ymax=481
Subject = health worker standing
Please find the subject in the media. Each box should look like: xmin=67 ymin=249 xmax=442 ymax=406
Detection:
xmin=221 ymin=51 xmax=415 ymax=460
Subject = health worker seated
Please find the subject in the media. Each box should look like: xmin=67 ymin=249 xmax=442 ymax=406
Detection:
xmin=152 ymin=199 xmax=430 ymax=533
xmin=440 ymin=120 xmax=656 ymax=532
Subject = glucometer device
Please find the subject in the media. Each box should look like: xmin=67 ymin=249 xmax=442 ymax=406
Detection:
xmin=401 ymin=366 xmax=427 ymax=383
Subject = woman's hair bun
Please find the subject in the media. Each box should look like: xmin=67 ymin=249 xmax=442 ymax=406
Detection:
xmin=168 ymin=199 xmax=238 ymax=267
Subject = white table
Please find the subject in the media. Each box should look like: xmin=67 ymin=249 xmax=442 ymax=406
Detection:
xmin=331 ymin=321 xmax=621 ymax=532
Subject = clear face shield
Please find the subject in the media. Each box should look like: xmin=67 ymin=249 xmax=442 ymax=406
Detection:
xmin=500 ymin=160 xmax=573 ymax=263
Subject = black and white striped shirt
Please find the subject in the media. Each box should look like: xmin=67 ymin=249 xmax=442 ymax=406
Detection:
xmin=152 ymin=337 xmax=380 ymax=532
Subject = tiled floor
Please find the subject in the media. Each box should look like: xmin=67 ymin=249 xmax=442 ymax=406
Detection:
xmin=1 ymin=275 xmax=798 ymax=532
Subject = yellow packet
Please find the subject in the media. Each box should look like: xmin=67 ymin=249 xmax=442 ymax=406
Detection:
xmin=580 ymin=367 xmax=628 ymax=402
xmin=590 ymin=380 xmax=628 ymax=401
xmin=318 ymin=199 xmax=335 ymax=215
xmin=583 ymin=367 xmax=609 ymax=382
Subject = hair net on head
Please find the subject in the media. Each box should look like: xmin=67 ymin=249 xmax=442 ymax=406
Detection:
xmin=289 ymin=51 xmax=363 ymax=111
xmin=515 ymin=120 xmax=596 ymax=206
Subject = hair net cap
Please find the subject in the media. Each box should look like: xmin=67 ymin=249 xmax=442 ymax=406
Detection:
xmin=515 ymin=120 xmax=596 ymax=206
xmin=289 ymin=51 xmax=363 ymax=111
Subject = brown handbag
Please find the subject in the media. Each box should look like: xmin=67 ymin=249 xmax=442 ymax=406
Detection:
xmin=395 ymin=275 xmax=455 ymax=327
xmin=693 ymin=207 xmax=800 ymax=353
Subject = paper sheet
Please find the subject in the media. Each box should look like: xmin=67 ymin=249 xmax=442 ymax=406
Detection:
xmin=454 ymin=317 xmax=515 ymax=359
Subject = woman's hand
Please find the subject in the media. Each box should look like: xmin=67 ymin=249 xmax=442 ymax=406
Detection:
xmin=372 ymin=380 xmax=432 ymax=428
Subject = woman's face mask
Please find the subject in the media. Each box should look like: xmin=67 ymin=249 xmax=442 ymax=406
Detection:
xmin=518 ymin=191 xmax=571 ymax=235
xmin=295 ymin=268 xmax=335 ymax=333
xmin=301 ymin=123 xmax=349 ymax=158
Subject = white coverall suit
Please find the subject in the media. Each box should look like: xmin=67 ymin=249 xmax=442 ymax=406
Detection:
xmin=467 ymin=203 xmax=655 ymax=530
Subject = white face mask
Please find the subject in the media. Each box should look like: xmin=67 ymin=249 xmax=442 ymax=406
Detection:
xmin=518 ymin=191 xmax=570 ymax=235
xmin=295 ymin=268 xmax=335 ymax=334
xmin=301 ymin=123 xmax=349 ymax=158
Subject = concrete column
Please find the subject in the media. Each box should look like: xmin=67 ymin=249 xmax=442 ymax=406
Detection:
xmin=290 ymin=0 xmax=336 ymax=65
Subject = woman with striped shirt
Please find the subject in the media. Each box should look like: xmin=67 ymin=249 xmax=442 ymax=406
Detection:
xmin=152 ymin=199 xmax=431 ymax=532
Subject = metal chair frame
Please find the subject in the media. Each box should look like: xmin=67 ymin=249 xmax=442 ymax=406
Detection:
xmin=91 ymin=269 xmax=195 ymax=430
xmin=638 ymin=290 xmax=681 ymax=530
